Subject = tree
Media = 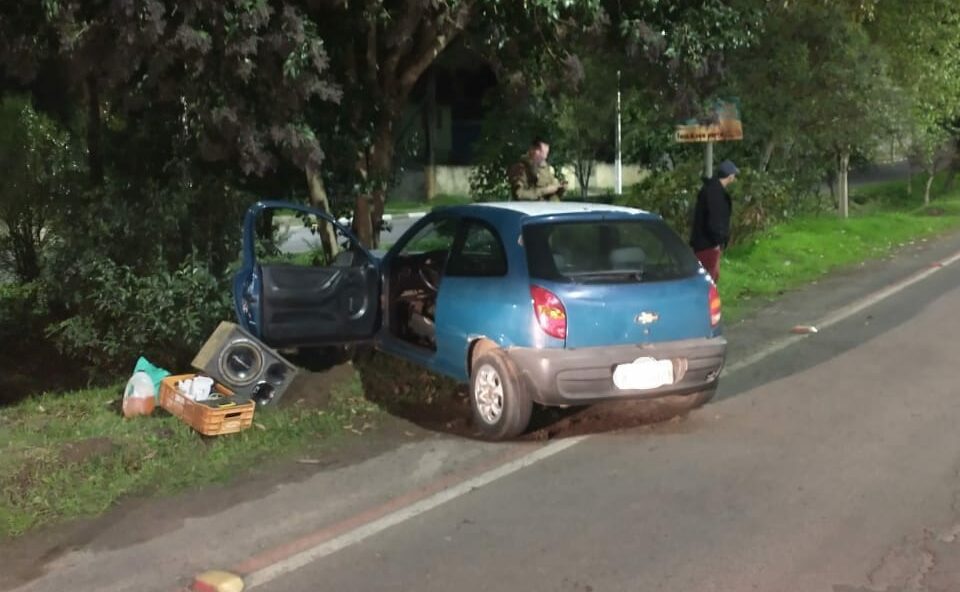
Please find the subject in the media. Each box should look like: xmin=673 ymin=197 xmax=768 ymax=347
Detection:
xmin=308 ymin=0 xmax=475 ymax=246
xmin=555 ymin=55 xmax=618 ymax=197
xmin=870 ymin=0 xmax=960 ymax=204
xmin=467 ymin=0 xmax=764 ymax=197
xmin=0 ymin=96 xmax=81 ymax=282
xmin=614 ymin=0 xmax=763 ymax=122
xmin=305 ymin=0 xmax=618 ymax=246
xmin=0 ymin=1 xmax=348 ymax=257
xmin=724 ymin=2 xmax=900 ymax=217
xmin=809 ymin=19 xmax=897 ymax=218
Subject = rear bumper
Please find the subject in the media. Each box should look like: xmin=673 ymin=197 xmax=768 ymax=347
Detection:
xmin=506 ymin=337 xmax=727 ymax=406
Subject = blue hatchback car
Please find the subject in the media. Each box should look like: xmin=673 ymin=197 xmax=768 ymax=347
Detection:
xmin=234 ymin=200 xmax=726 ymax=440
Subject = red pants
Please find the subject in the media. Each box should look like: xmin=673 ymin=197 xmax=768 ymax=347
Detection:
xmin=695 ymin=247 xmax=721 ymax=282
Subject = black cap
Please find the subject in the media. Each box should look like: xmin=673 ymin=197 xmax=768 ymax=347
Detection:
xmin=717 ymin=160 xmax=739 ymax=179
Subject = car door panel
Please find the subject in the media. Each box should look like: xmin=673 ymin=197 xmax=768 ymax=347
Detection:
xmin=233 ymin=200 xmax=381 ymax=347
xmin=260 ymin=263 xmax=379 ymax=347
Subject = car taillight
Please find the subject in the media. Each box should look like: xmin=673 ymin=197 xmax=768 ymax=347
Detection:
xmin=530 ymin=285 xmax=567 ymax=340
xmin=709 ymin=284 xmax=722 ymax=327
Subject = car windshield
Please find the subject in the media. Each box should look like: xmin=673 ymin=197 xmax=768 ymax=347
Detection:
xmin=522 ymin=218 xmax=700 ymax=284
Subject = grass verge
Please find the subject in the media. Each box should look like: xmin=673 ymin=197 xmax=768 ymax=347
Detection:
xmin=0 ymin=372 xmax=380 ymax=539
xmin=721 ymin=195 xmax=960 ymax=321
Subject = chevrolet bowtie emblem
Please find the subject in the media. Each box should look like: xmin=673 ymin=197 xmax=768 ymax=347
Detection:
xmin=635 ymin=312 xmax=659 ymax=325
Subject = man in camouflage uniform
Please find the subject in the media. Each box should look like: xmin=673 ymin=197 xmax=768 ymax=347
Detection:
xmin=508 ymin=137 xmax=566 ymax=201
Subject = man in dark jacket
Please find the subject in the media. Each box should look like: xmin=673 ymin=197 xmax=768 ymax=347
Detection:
xmin=689 ymin=160 xmax=737 ymax=283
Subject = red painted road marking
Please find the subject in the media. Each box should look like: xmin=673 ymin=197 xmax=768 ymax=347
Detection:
xmin=230 ymin=442 xmax=532 ymax=576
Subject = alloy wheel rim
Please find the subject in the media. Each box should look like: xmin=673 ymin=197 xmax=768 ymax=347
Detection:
xmin=474 ymin=364 xmax=504 ymax=424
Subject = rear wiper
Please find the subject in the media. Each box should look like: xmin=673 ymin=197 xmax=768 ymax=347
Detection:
xmin=571 ymin=269 xmax=646 ymax=282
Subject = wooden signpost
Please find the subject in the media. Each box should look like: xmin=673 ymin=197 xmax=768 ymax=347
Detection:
xmin=675 ymin=99 xmax=744 ymax=177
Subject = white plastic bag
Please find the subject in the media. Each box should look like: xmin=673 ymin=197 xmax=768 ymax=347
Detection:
xmin=122 ymin=371 xmax=156 ymax=417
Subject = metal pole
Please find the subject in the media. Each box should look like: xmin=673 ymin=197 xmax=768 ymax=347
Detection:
xmin=705 ymin=141 xmax=714 ymax=178
xmin=615 ymin=70 xmax=623 ymax=196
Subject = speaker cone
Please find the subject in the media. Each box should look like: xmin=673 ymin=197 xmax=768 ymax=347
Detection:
xmin=265 ymin=362 xmax=290 ymax=386
xmin=252 ymin=382 xmax=276 ymax=406
xmin=218 ymin=339 xmax=264 ymax=386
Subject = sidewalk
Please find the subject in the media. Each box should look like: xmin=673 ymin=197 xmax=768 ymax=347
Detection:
xmin=5 ymin=227 xmax=960 ymax=592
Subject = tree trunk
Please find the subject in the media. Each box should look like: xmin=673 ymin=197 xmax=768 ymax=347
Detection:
xmin=906 ymin=162 xmax=913 ymax=196
xmin=9 ymin=213 xmax=40 ymax=282
xmin=86 ymin=75 xmax=104 ymax=186
xmin=924 ymin=163 xmax=937 ymax=206
xmin=575 ymin=158 xmax=593 ymax=198
xmin=305 ymin=163 xmax=340 ymax=260
xmin=760 ymin=139 xmax=776 ymax=172
xmin=371 ymin=187 xmax=386 ymax=249
xmin=824 ymin=170 xmax=836 ymax=212
xmin=838 ymin=151 xmax=850 ymax=219
xmin=424 ymin=67 xmax=437 ymax=201
xmin=352 ymin=193 xmax=373 ymax=248
xmin=355 ymin=111 xmax=398 ymax=249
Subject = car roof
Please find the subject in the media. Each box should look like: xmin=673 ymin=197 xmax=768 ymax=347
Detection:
xmin=439 ymin=201 xmax=653 ymax=222
xmin=473 ymin=201 xmax=647 ymax=216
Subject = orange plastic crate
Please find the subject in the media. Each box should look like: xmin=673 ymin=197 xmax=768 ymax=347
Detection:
xmin=159 ymin=374 xmax=255 ymax=436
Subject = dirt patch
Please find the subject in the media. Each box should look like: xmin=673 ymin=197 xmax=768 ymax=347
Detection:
xmin=388 ymin=391 xmax=474 ymax=436
xmin=59 ymin=437 xmax=116 ymax=465
xmin=279 ymin=362 xmax=356 ymax=410
xmin=524 ymin=395 xmax=706 ymax=441
xmin=353 ymin=350 xmax=710 ymax=441
xmin=354 ymin=351 xmax=475 ymax=436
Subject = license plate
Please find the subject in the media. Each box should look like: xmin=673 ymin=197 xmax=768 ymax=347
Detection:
xmin=612 ymin=357 xmax=675 ymax=390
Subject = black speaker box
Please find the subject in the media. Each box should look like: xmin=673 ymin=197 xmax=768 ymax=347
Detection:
xmin=192 ymin=321 xmax=299 ymax=407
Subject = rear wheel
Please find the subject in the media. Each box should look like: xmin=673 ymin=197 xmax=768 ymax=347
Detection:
xmin=470 ymin=350 xmax=533 ymax=441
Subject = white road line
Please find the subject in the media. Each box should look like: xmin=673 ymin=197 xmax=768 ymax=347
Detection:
xmin=242 ymin=247 xmax=960 ymax=589
xmin=244 ymin=436 xmax=587 ymax=588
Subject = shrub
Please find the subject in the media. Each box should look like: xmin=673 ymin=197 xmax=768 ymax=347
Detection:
xmin=0 ymin=281 xmax=78 ymax=403
xmin=618 ymin=163 xmax=812 ymax=245
xmin=0 ymin=281 xmax=48 ymax=344
xmin=28 ymin=178 xmax=253 ymax=379
xmin=46 ymin=254 xmax=233 ymax=376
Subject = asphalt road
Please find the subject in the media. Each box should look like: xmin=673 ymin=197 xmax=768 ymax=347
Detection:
xmin=266 ymin=249 xmax=960 ymax=590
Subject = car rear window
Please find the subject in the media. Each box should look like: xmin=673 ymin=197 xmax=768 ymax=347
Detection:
xmin=522 ymin=219 xmax=701 ymax=284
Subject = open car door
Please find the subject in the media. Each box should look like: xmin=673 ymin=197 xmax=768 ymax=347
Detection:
xmin=233 ymin=201 xmax=380 ymax=348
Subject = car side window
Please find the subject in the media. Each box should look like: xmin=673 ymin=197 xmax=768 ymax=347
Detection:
xmin=254 ymin=207 xmax=365 ymax=268
xmin=398 ymin=217 xmax=459 ymax=256
xmin=446 ymin=220 xmax=508 ymax=277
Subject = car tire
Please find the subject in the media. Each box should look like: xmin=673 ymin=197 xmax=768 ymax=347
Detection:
xmin=470 ymin=350 xmax=533 ymax=441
